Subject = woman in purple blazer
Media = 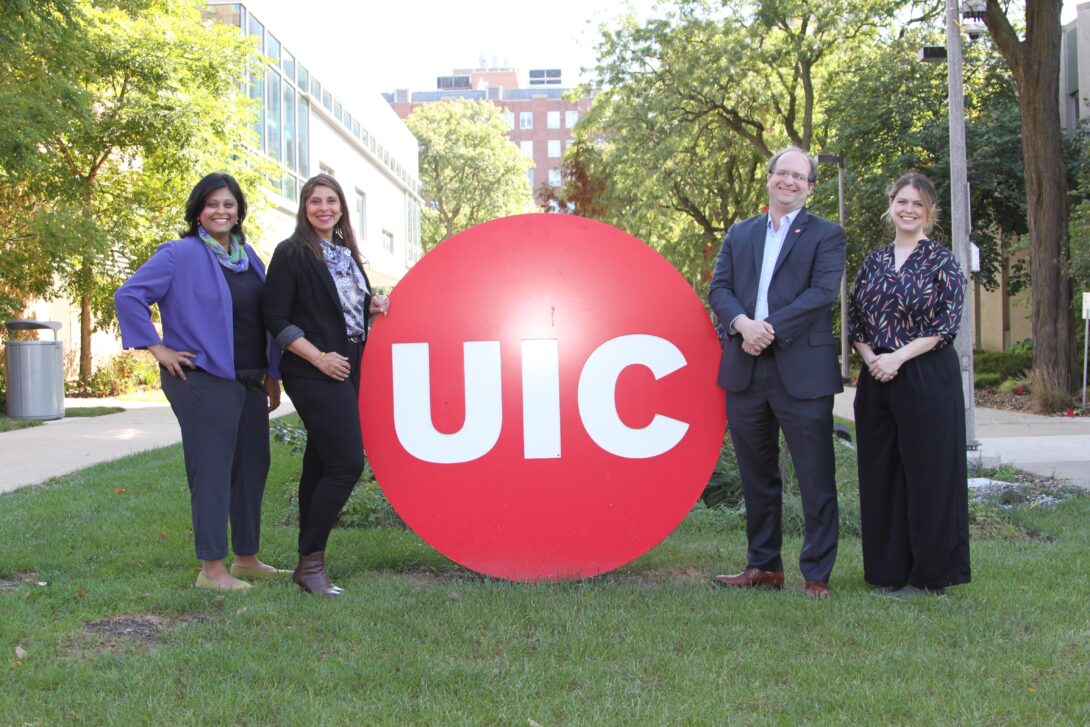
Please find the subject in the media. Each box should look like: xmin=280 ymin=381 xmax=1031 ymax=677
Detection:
xmin=115 ymin=173 xmax=285 ymax=592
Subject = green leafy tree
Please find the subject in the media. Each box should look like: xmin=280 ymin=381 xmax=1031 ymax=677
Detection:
xmin=406 ymin=99 xmax=533 ymax=250
xmin=0 ymin=0 xmax=274 ymax=380
xmin=819 ymin=30 xmax=1026 ymax=290
xmin=571 ymin=0 xmax=899 ymax=288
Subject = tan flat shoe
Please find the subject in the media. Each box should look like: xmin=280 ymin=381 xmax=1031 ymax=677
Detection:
xmin=229 ymin=563 xmax=291 ymax=580
xmin=195 ymin=572 xmax=252 ymax=591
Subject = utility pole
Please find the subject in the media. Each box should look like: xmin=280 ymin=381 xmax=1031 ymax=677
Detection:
xmin=946 ymin=0 xmax=977 ymax=447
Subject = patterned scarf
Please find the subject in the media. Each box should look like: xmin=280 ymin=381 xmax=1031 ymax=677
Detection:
xmin=198 ymin=224 xmax=250 ymax=273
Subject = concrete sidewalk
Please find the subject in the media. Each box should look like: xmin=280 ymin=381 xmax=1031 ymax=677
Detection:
xmin=834 ymin=386 xmax=1090 ymax=488
xmin=3 ymin=389 xmax=1088 ymax=493
xmin=0 ymin=396 xmax=296 ymax=494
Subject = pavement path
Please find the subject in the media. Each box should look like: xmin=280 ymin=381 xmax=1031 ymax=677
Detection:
xmin=2 ymin=388 xmax=1088 ymax=493
xmin=0 ymin=396 xmax=295 ymax=494
xmin=835 ymin=386 xmax=1090 ymax=488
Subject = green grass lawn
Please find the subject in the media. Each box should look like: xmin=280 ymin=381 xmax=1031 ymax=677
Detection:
xmin=0 ymin=414 xmax=40 ymax=432
xmin=63 ymin=406 xmax=126 ymax=418
xmin=1 ymin=429 xmax=1088 ymax=725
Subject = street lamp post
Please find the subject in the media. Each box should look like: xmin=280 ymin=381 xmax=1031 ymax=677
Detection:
xmin=817 ymin=153 xmax=850 ymax=382
xmin=946 ymin=0 xmax=978 ymax=448
xmin=923 ymin=0 xmax=979 ymax=448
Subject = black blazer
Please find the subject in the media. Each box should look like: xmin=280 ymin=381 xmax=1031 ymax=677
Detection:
xmin=263 ymin=238 xmax=372 ymax=380
xmin=707 ymin=208 xmax=845 ymax=399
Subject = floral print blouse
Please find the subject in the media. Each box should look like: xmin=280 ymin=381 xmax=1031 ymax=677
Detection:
xmin=847 ymin=239 xmax=965 ymax=351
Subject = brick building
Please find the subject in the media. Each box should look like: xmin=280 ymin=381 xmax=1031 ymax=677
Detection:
xmin=384 ymin=66 xmax=593 ymax=197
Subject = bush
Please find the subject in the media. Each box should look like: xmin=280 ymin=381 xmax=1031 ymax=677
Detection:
xmin=975 ymin=372 xmax=1002 ymax=389
xmin=701 ymin=438 xmax=744 ymax=509
xmin=272 ymin=419 xmax=405 ymax=530
xmin=1029 ymin=366 xmax=1073 ymax=413
xmin=997 ymin=376 xmax=1030 ymax=395
xmin=66 ymin=351 xmax=160 ymax=397
xmin=974 ymin=348 xmax=1033 ymax=382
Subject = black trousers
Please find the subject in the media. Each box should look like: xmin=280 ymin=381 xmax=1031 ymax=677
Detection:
xmin=726 ymin=355 xmax=839 ymax=583
xmin=161 ymin=369 xmax=270 ymax=561
xmin=281 ymin=342 xmax=365 ymax=555
xmin=854 ymin=345 xmax=971 ymax=589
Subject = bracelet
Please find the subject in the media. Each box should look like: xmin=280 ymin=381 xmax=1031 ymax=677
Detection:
xmin=316 ymin=352 xmax=326 ymax=365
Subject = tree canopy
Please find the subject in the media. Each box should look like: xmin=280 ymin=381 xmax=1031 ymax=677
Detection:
xmin=406 ymin=99 xmax=533 ymax=250
xmin=0 ymin=0 xmax=275 ymax=379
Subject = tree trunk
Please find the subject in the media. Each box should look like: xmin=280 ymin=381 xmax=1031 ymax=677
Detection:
xmin=79 ymin=259 xmax=92 ymax=383
xmin=1016 ymin=37 xmax=1075 ymax=389
xmin=986 ymin=0 xmax=1076 ymax=390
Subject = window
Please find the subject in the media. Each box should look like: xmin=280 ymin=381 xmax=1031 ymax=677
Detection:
xmin=520 ymin=112 xmax=533 ymax=129
xmin=281 ymin=50 xmax=295 ymax=82
xmin=382 ymin=230 xmax=394 ymax=254
xmin=266 ymin=70 xmax=281 ymax=161
xmin=296 ymin=64 xmax=309 ymax=89
xmin=502 ymin=111 xmax=514 ymax=129
xmin=248 ymin=69 xmax=265 ymax=151
xmin=322 ymin=90 xmax=333 ymax=112
xmin=547 ymin=140 xmax=561 ymax=158
xmin=333 ymin=99 xmax=342 ymax=121
xmin=310 ymin=77 xmax=321 ymax=98
xmin=247 ymin=15 xmax=264 ymax=53
xmin=282 ymin=78 xmax=296 ymax=169
xmin=520 ymin=140 xmax=534 ymax=157
xmin=297 ymin=98 xmax=310 ymax=177
xmin=526 ymin=169 xmax=535 ymax=186
xmin=405 ymin=192 xmax=421 ymax=265
xmin=355 ymin=189 xmax=367 ymax=240
xmin=565 ymin=110 xmax=579 ymax=128
xmin=266 ymin=33 xmax=281 ymax=64
xmin=547 ymin=111 xmax=560 ymax=129
xmin=548 ymin=168 xmax=561 ymax=186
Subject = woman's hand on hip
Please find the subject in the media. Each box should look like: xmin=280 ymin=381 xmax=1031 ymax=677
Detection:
xmin=315 ymin=350 xmax=351 ymax=381
xmin=148 ymin=343 xmax=196 ymax=380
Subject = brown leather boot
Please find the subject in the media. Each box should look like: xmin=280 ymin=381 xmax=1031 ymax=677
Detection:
xmin=293 ymin=551 xmax=341 ymax=597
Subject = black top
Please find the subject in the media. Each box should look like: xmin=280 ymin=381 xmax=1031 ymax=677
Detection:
xmin=263 ymin=238 xmax=373 ymax=380
xmin=219 ymin=264 xmax=268 ymax=373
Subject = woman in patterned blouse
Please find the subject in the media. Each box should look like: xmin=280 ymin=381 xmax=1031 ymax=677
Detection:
xmin=264 ymin=174 xmax=390 ymax=597
xmin=847 ymin=173 xmax=971 ymax=598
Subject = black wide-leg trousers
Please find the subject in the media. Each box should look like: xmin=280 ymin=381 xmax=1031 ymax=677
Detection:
xmin=854 ymin=345 xmax=971 ymax=589
xmin=281 ymin=342 xmax=365 ymax=556
xmin=726 ymin=355 xmax=839 ymax=583
xmin=161 ymin=369 xmax=270 ymax=561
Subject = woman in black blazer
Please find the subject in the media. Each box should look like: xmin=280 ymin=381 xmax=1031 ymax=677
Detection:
xmin=263 ymin=173 xmax=390 ymax=597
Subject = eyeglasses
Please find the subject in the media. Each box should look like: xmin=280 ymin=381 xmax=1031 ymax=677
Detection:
xmin=770 ymin=169 xmax=813 ymax=184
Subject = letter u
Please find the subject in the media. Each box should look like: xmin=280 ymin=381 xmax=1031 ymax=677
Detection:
xmin=391 ymin=341 xmax=502 ymax=464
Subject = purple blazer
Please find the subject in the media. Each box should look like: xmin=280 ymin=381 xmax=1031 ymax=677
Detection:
xmin=114 ymin=235 xmax=281 ymax=381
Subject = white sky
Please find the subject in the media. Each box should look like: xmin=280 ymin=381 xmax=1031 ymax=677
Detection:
xmin=236 ymin=0 xmax=656 ymax=100
xmin=236 ymin=0 xmax=1083 ymax=118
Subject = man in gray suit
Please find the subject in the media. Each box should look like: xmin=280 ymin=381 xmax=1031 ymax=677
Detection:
xmin=708 ymin=147 xmax=846 ymax=598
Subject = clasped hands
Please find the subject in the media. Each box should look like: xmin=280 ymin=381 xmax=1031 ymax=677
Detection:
xmin=737 ymin=317 xmax=775 ymax=356
xmin=867 ymin=352 xmax=903 ymax=383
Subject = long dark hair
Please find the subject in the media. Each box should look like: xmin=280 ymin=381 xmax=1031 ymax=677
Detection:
xmin=181 ymin=173 xmax=248 ymax=242
xmin=292 ymin=173 xmax=364 ymax=270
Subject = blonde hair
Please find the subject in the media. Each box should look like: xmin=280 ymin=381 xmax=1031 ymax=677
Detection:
xmin=883 ymin=172 xmax=939 ymax=234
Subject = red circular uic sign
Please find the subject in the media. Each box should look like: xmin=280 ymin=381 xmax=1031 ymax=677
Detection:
xmin=360 ymin=214 xmax=725 ymax=581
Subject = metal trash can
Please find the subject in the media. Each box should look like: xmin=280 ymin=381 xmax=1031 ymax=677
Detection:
xmin=4 ymin=320 xmax=64 ymax=420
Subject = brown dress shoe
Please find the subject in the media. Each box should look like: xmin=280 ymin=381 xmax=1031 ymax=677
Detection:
xmin=713 ymin=567 xmax=785 ymax=589
xmin=293 ymin=551 xmax=341 ymax=597
xmin=804 ymin=580 xmax=830 ymax=599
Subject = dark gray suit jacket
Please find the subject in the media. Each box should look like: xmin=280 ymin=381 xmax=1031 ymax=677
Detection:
xmin=708 ymin=208 xmax=845 ymax=400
